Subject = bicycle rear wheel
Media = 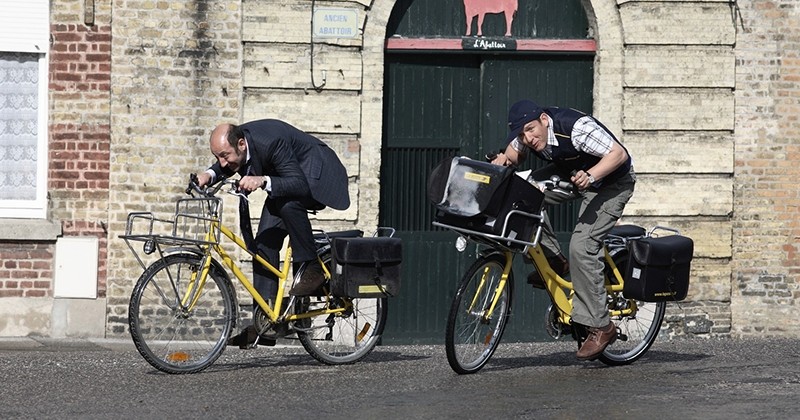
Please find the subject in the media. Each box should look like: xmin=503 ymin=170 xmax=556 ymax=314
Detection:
xmin=128 ymin=253 xmax=236 ymax=374
xmin=597 ymin=250 xmax=666 ymax=365
xmin=296 ymin=256 xmax=388 ymax=365
xmin=445 ymin=253 xmax=513 ymax=374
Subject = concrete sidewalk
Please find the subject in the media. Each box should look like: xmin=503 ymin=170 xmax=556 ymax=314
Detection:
xmin=0 ymin=336 xmax=136 ymax=352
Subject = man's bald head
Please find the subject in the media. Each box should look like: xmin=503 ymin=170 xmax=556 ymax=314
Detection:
xmin=209 ymin=123 xmax=247 ymax=174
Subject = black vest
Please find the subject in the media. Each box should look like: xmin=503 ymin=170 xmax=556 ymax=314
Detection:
xmin=534 ymin=107 xmax=632 ymax=186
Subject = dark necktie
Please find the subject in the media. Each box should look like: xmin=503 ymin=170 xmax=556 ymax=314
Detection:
xmin=238 ymin=164 xmax=255 ymax=251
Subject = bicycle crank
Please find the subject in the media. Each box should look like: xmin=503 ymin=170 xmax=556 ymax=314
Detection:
xmin=544 ymin=303 xmax=571 ymax=340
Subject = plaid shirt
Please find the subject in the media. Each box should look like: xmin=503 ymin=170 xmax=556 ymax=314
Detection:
xmin=512 ymin=115 xmax=614 ymax=160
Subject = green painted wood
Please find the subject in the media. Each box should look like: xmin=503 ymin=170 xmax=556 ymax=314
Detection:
xmin=388 ymin=0 xmax=590 ymax=39
xmin=380 ymin=1 xmax=593 ymax=344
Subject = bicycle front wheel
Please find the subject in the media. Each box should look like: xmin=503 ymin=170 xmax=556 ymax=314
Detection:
xmin=296 ymin=256 xmax=388 ymax=365
xmin=599 ymin=250 xmax=666 ymax=366
xmin=445 ymin=253 xmax=513 ymax=374
xmin=128 ymin=253 xmax=236 ymax=374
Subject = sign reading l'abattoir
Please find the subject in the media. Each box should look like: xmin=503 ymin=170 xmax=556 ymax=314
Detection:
xmin=462 ymin=37 xmax=517 ymax=51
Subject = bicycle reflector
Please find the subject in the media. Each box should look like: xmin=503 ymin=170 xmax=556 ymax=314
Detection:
xmin=143 ymin=239 xmax=156 ymax=255
xmin=166 ymin=351 xmax=191 ymax=363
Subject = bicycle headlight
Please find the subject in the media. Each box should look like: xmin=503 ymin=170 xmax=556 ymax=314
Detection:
xmin=455 ymin=236 xmax=467 ymax=252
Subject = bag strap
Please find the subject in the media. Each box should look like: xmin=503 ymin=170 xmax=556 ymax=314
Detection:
xmin=370 ymin=249 xmax=394 ymax=297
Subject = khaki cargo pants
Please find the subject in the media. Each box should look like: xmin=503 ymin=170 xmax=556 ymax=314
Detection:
xmin=532 ymin=164 xmax=636 ymax=328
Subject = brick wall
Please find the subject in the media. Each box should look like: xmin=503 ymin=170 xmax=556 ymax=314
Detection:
xmin=0 ymin=3 xmax=112 ymax=304
xmin=50 ymin=3 xmax=112 ymax=288
xmin=87 ymin=0 xmax=800 ymax=338
xmin=732 ymin=0 xmax=800 ymax=335
xmin=0 ymin=243 xmax=54 ymax=298
xmin=105 ymin=1 xmax=242 ymax=335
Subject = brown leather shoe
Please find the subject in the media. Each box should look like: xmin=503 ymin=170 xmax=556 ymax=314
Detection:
xmin=576 ymin=322 xmax=617 ymax=361
xmin=289 ymin=260 xmax=325 ymax=296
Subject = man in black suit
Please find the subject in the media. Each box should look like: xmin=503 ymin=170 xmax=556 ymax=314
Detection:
xmin=196 ymin=120 xmax=350 ymax=346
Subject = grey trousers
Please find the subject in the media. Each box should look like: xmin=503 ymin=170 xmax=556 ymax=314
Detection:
xmin=532 ymin=164 xmax=636 ymax=328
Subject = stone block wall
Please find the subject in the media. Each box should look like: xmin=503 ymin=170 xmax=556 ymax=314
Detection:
xmin=105 ymin=0 xmax=243 ymax=335
xmin=732 ymin=0 xmax=800 ymax=335
xmin=608 ymin=0 xmax=738 ymax=336
xmin=5 ymin=0 xmax=798 ymax=339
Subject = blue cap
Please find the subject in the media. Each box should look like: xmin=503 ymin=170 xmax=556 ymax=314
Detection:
xmin=507 ymin=100 xmax=543 ymax=142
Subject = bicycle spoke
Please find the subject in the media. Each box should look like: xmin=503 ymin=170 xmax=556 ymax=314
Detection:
xmin=129 ymin=254 xmax=235 ymax=374
xmin=446 ymin=254 xmax=512 ymax=374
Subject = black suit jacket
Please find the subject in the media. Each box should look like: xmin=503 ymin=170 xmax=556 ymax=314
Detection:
xmin=210 ymin=119 xmax=350 ymax=210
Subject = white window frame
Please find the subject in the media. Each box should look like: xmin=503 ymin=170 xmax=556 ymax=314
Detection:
xmin=0 ymin=0 xmax=49 ymax=219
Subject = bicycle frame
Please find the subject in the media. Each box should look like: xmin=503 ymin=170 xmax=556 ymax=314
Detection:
xmin=478 ymin=241 xmax=634 ymax=328
xmin=185 ymin=219 xmax=347 ymax=327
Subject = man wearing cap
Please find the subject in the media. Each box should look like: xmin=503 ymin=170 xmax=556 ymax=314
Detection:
xmin=195 ymin=119 xmax=350 ymax=347
xmin=492 ymin=100 xmax=635 ymax=361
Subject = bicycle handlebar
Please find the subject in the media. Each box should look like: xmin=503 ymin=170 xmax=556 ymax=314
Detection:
xmin=186 ymin=174 xmax=247 ymax=201
xmin=482 ymin=150 xmax=579 ymax=195
xmin=539 ymin=175 xmax=578 ymax=195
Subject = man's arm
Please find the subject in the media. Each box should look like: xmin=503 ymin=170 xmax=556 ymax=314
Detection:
xmin=491 ymin=142 xmax=526 ymax=167
xmin=570 ymin=116 xmax=629 ymax=189
xmin=583 ymin=141 xmax=628 ymax=182
xmin=258 ymin=136 xmax=311 ymax=198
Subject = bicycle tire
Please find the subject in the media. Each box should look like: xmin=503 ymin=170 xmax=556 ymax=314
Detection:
xmin=445 ymin=253 xmax=513 ymax=374
xmin=575 ymin=250 xmax=666 ymax=366
xmin=296 ymin=254 xmax=388 ymax=365
xmin=128 ymin=253 xmax=236 ymax=374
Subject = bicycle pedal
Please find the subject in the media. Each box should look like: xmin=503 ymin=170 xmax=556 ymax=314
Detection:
xmin=617 ymin=333 xmax=628 ymax=341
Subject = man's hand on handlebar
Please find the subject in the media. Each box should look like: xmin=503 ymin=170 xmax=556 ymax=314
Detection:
xmin=196 ymin=172 xmax=212 ymax=188
xmin=238 ymin=175 xmax=265 ymax=193
xmin=570 ymin=170 xmax=593 ymax=191
xmin=489 ymin=152 xmax=514 ymax=167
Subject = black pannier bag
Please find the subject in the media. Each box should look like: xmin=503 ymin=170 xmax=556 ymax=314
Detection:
xmin=427 ymin=156 xmax=544 ymax=244
xmin=623 ymin=235 xmax=694 ymax=302
xmin=330 ymin=237 xmax=402 ymax=298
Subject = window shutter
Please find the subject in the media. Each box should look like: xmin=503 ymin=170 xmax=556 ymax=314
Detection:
xmin=0 ymin=0 xmax=49 ymax=53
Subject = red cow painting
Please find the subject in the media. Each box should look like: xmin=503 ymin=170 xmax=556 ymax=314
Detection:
xmin=463 ymin=0 xmax=518 ymax=37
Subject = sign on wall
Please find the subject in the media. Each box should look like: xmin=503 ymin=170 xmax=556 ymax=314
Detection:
xmin=313 ymin=8 xmax=359 ymax=39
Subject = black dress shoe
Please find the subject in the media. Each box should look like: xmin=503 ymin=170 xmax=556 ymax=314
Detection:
xmin=289 ymin=260 xmax=326 ymax=296
xmin=226 ymin=325 xmax=276 ymax=349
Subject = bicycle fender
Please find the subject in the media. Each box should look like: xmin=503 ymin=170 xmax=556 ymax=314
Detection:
xmin=478 ymin=249 xmax=504 ymax=259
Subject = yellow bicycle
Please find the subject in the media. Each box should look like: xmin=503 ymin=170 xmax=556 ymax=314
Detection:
xmin=121 ymin=176 xmax=391 ymax=374
xmin=437 ymin=176 xmax=669 ymax=374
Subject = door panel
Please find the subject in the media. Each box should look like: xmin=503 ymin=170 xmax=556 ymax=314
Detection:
xmin=380 ymin=55 xmax=481 ymax=343
xmin=380 ymin=53 xmax=592 ymax=343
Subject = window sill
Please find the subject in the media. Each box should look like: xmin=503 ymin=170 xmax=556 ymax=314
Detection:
xmin=0 ymin=219 xmax=62 ymax=241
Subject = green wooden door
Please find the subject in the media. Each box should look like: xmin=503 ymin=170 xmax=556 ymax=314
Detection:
xmin=380 ymin=53 xmax=592 ymax=344
xmin=379 ymin=54 xmax=482 ymax=343
xmin=379 ymin=0 xmax=593 ymax=344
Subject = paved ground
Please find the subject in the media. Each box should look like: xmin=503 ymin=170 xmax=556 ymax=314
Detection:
xmin=1 ymin=336 xmax=798 ymax=419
